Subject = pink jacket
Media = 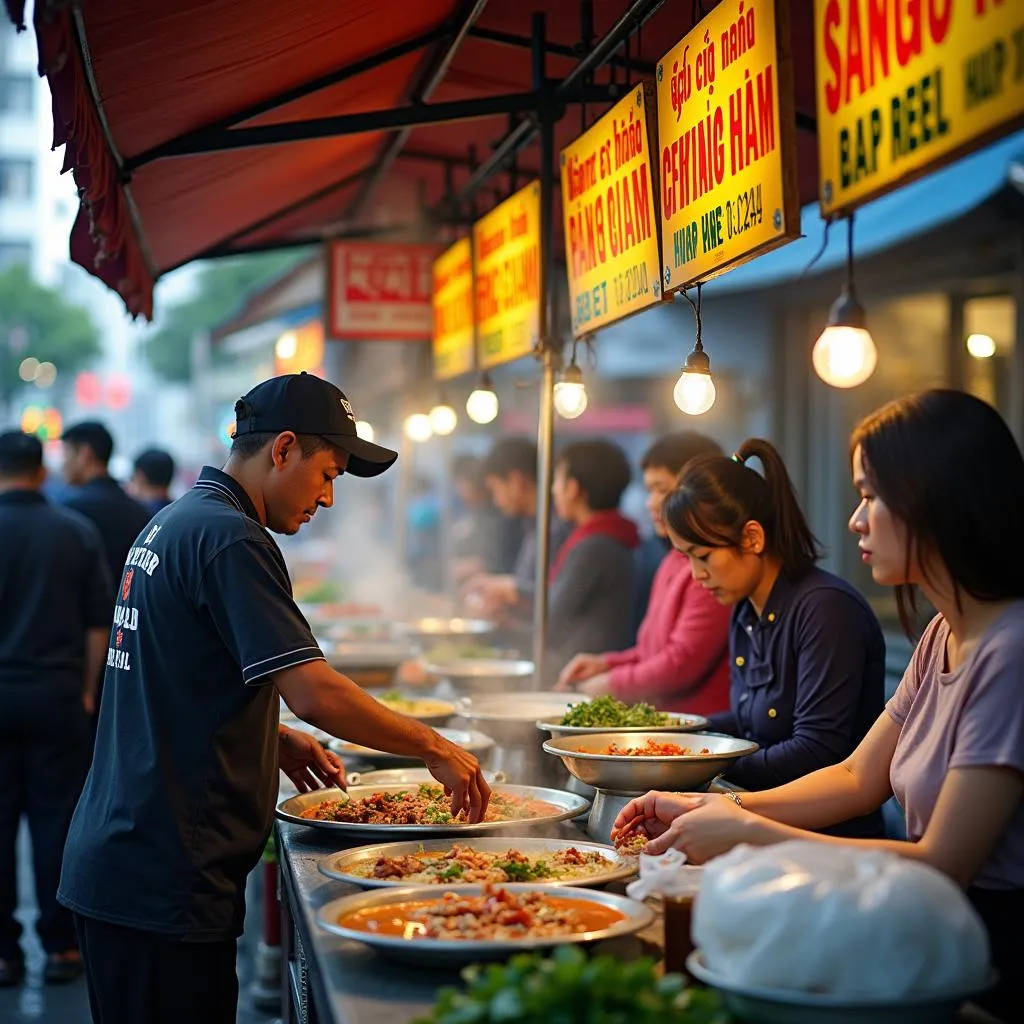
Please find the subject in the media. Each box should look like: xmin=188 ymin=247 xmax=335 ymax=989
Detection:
xmin=605 ymin=549 xmax=731 ymax=715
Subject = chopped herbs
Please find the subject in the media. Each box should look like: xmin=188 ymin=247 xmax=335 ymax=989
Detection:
xmin=560 ymin=696 xmax=671 ymax=728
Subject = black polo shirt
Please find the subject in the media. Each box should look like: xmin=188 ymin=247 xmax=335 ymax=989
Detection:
xmin=0 ymin=490 xmax=113 ymax=691
xmin=59 ymin=467 xmax=325 ymax=940
xmin=61 ymin=476 xmax=153 ymax=587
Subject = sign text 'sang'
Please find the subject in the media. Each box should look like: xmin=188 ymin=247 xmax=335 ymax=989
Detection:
xmin=560 ymin=83 xmax=663 ymax=339
xmin=815 ymin=0 xmax=1024 ymax=216
xmin=472 ymin=181 xmax=543 ymax=371
xmin=657 ymin=0 xmax=801 ymax=291
xmin=432 ymin=238 xmax=475 ymax=381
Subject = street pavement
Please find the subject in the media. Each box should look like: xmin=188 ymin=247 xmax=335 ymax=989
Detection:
xmin=0 ymin=824 xmax=280 ymax=1024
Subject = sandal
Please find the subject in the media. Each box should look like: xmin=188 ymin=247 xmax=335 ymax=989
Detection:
xmin=0 ymin=957 xmax=25 ymax=987
xmin=44 ymin=950 xmax=83 ymax=985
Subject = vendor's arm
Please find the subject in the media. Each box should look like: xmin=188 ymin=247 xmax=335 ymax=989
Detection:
xmin=606 ymin=578 xmax=729 ymax=702
xmin=727 ymin=591 xmax=876 ymax=789
xmin=199 ymin=534 xmax=489 ymax=819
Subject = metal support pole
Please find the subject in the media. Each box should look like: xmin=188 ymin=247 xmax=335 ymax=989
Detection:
xmin=532 ymin=11 xmax=557 ymax=689
xmin=439 ymin=432 xmax=456 ymax=601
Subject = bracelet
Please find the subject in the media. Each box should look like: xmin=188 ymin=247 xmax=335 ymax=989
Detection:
xmin=722 ymin=790 xmax=742 ymax=808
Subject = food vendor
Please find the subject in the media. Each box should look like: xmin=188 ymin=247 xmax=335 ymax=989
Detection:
xmin=555 ymin=432 xmax=730 ymax=715
xmin=657 ymin=438 xmax=886 ymax=836
xmin=57 ymin=372 xmax=490 ymax=1024
xmin=612 ymin=390 xmax=1024 ymax=1023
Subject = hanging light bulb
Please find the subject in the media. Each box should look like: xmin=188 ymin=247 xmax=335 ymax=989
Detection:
xmin=673 ymin=285 xmax=717 ymax=416
xmin=466 ymin=373 xmax=499 ymax=425
xmin=554 ymin=361 xmax=588 ymax=420
xmin=812 ymin=213 xmax=878 ymax=389
xmin=428 ymin=401 xmax=458 ymax=436
xmin=355 ymin=420 xmax=375 ymax=442
xmin=403 ymin=412 xmax=433 ymax=443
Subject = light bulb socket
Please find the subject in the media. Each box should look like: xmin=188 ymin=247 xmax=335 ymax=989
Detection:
xmin=827 ymin=285 xmax=867 ymax=330
xmin=479 ymin=371 xmax=495 ymax=393
xmin=682 ymin=345 xmax=712 ymax=376
xmin=561 ymin=363 xmax=585 ymax=386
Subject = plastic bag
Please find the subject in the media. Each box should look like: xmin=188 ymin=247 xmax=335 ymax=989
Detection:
xmin=693 ymin=840 xmax=990 ymax=999
xmin=626 ymin=849 xmax=704 ymax=902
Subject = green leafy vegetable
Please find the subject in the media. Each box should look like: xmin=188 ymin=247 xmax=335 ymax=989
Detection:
xmin=560 ymin=696 xmax=671 ymax=728
xmin=423 ymin=805 xmax=454 ymax=824
xmin=414 ymin=946 xmax=731 ymax=1024
xmin=495 ymin=858 xmax=552 ymax=882
xmin=439 ymin=862 xmax=464 ymax=880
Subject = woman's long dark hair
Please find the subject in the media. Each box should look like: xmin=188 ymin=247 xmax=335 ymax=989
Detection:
xmin=663 ymin=438 xmax=821 ymax=579
xmin=851 ymin=389 xmax=1024 ymax=635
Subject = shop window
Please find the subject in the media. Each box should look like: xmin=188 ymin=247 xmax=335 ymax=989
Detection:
xmin=962 ymin=295 xmax=1016 ymax=421
xmin=0 ymin=75 xmax=34 ymax=115
xmin=0 ymin=159 xmax=33 ymax=200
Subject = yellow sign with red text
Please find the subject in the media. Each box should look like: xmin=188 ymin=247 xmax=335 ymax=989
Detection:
xmin=815 ymin=0 xmax=1024 ymax=216
xmin=657 ymin=0 xmax=800 ymax=290
xmin=561 ymin=84 xmax=663 ymax=338
xmin=432 ymin=238 xmax=475 ymax=381
xmin=473 ymin=181 xmax=542 ymax=370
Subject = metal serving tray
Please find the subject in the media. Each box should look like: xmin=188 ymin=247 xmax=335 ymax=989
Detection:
xmin=276 ymin=783 xmax=591 ymax=837
xmin=318 ymin=836 xmax=637 ymax=889
xmin=327 ymin=727 xmax=494 ymax=765
xmin=537 ymin=713 xmax=709 ymax=738
xmin=315 ymin=883 xmax=654 ymax=966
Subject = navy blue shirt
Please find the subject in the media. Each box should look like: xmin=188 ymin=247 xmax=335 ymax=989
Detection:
xmin=62 ymin=476 xmax=153 ymax=586
xmin=0 ymin=490 xmax=113 ymax=691
xmin=59 ymin=468 xmax=325 ymax=940
xmin=708 ymin=567 xmax=885 ymax=837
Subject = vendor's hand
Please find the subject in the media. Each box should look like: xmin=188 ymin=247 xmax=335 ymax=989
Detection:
xmin=640 ymin=793 xmax=754 ymax=861
xmin=555 ymin=653 xmax=609 ymax=690
xmin=278 ymin=726 xmax=346 ymax=794
xmin=462 ymin=574 xmax=517 ymax=617
xmin=611 ymin=790 xmax=701 ymax=844
xmin=424 ymin=733 xmax=491 ymax=823
xmin=578 ymin=672 xmax=614 ymax=697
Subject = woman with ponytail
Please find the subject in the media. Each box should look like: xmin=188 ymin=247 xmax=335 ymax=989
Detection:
xmin=654 ymin=438 xmax=887 ymax=837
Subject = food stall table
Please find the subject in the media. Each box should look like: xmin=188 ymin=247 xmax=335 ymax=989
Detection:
xmin=275 ymin=820 xmax=1000 ymax=1024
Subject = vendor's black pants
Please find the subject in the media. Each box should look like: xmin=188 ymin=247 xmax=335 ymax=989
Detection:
xmin=0 ymin=684 xmax=90 ymax=962
xmin=75 ymin=915 xmax=238 ymax=1024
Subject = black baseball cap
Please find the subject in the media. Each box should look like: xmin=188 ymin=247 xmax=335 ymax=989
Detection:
xmin=232 ymin=372 xmax=397 ymax=478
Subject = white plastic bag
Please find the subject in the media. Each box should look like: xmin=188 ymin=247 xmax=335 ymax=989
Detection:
xmin=693 ymin=840 xmax=990 ymax=999
xmin=626 ymin=849 xmax=704 ymax=902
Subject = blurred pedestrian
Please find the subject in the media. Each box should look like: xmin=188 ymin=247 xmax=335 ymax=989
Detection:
xmin=450 ymin=455 xmax=509 ymax=586
xmin=60 ymin=422 xmax=152 ymax=586
xmin=128 ymin=448 xmax=176 ymax=514
xmin=0 ymin=432 xmax=112 ymax=987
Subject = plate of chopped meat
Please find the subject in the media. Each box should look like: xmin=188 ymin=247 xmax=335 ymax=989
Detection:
xmin=276 ymin=783 xmax=591 ymax=836
xmin=315 ymin=882 xmax=654 ymax=965
xmin=542 ymin=732 xmax=760 ymax=791
xmin=318 ymin=837 xmax=636 ymax=889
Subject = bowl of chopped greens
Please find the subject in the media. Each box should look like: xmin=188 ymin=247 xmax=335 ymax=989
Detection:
xmin=414 ymin=945 xmax=731 ymax=1024
xmin=538 ymin=696 xmax=708 ymax=737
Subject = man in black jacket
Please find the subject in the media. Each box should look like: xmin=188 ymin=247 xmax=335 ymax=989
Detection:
xmin=0 ymin=432 xmax=112 ymax=987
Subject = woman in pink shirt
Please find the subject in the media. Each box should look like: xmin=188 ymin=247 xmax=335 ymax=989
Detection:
xmin=556 ymin=432 xmax=730 ymax=716
xmin=612 ymin=390 xmax=1024 ymax=1022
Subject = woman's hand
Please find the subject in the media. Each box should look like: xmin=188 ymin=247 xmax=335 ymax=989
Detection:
xmin=555 ymin=653 xmax=609 ymax=691
xmin=646 ymin=793 xmax=759 ymax=860
xmin=610 ymin=790 xmax=703 ymax=843
xmin=278 ymin=726 xmax=346 ymax=793
xmin=578 ymin=672 xmax=614 ymax=697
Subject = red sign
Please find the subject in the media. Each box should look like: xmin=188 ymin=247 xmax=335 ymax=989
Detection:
xmin=326 ymin=242 xmax=438 ymax=341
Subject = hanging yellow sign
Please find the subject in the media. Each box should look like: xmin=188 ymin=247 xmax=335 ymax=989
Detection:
xmin=815 ymin=0 xmax=1024 ymax=216
xmin=473 ymin=181 xmax=542 ymax=369
xmin=561 ymin=84 xmax=663 ymax=337
xmin=432 ymin=238 xmax=475 ymax=381
xmin=657 ymin=0 xmax=801 ymax=291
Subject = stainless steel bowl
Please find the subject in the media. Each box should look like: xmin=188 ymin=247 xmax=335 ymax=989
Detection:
xmin=315 ymin=883 xmax=654 ymax=966
xmin=538 ymin=714 xmax=709 ymax=739
xmin=324 ymin=640 xmax=414 ymax=689
xmin=327 ymin=727 xmax=495 ymax=766
xmin=543 ymin=731 xmax=759 ymax=792
xmin=346 ymin=767 xmax=502 ymax=788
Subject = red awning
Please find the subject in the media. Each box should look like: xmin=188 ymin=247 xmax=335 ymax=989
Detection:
xmin=9 ymin=0 xmax=821 ymax=319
